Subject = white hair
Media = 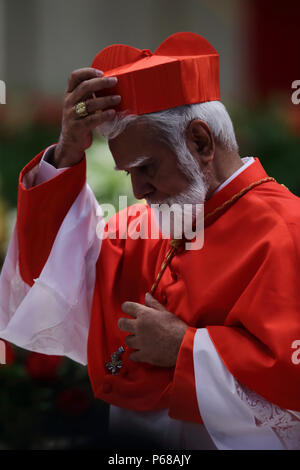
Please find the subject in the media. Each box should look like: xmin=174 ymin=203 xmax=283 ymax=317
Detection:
xmin=97 ymin=101 xmax=239 ymax=159
xmin=97 ymin=100 xmax=238 ymax=205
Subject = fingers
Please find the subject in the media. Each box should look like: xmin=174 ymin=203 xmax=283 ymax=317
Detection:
xmin=69 ymin=76 xmax=118 ymax=106
xmin=121 ymin=301 xmax=155 ymax=318
xmin=118 ymin=317 xmax=136 ymax=333
xmin=78 ymin=108 xmax=116 ymax=129
xmin=145 ymin=292 xmax=164 ymax=310
xmin=56 ymin=67 xmax=120 ymax=162
xmin=84 ymin=95 xmax=121 ymax=115
xmin=125 ymin=334 xmax=138 ymax=349
xmin=67 ymin=67 xmax=102 ymax=93
xmin=63 ymin=68 xmax=121 ymax=136
xmin=129 ymin=350 xmax=145 ymax=363
xmin=121 ymin=301 xmax=142 ymax=318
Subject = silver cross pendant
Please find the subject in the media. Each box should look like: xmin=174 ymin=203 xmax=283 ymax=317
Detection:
xmin=105 ymin=346 xmax=125 ymax=375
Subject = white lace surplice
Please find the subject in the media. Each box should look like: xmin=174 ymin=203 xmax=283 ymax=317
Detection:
xmin=193 ymin=329 xmax=300 ymax=450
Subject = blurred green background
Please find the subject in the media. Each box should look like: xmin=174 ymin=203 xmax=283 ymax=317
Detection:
xmin=0 ymin=0 xmax=299 ymax=450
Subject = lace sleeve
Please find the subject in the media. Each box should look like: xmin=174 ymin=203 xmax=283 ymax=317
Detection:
xmin=234 ymin=380 xmax=300 ymax=450
xmin=193 ymin=328 xmax=300 ymax=450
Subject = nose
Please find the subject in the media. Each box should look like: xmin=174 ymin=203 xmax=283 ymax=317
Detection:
xmin=130 ymin=171 xmax=155 ymax=200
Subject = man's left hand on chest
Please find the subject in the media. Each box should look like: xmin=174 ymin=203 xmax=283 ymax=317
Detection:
xmin=118 ymin=293 xmax=188 ymax=367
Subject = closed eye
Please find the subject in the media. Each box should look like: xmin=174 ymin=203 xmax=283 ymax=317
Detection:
xmin=139 ymin=164 xmax=155 ymax=178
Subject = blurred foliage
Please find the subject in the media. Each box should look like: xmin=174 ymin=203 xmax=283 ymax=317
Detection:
xmin=0 ymin=125 xmax=60 ymax=209
xmin=232 ymin=100 xmax=300 ymax=195
xmin=0 ymin=124 xmax=136 ymax=211
xmin=86 ymin=136 xmax=137 ymax=211
xmin=0 ymin=98 xmax=299 ymax=449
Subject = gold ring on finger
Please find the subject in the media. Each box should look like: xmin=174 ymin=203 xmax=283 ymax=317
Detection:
xmin=75 ymin=101 xmax=89 ymax=118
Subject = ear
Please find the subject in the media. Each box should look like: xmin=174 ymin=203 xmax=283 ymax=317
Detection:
xmin=186 ymin=119 xmax=215 ymax=165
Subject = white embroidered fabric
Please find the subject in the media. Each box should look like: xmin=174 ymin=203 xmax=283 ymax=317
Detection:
xmin=193 ymin=328 xmax=300 ymax=450
xmin=235 ymin=380 xmax=300 ymax=450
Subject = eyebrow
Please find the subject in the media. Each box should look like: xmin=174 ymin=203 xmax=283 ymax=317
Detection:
xmin=114 ymin=155 xmax=152 ymax=171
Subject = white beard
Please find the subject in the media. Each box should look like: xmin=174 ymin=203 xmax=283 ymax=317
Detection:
xmin=146 ymin=158 xmax=208 ymax=242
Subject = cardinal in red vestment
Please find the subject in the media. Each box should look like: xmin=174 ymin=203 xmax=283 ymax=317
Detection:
xmin=0 ymin=32 xmax=300 ymax=450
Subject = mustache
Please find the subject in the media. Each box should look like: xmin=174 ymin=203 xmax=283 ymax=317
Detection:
xmin=146 ymin=185 xmax=207 ymax=207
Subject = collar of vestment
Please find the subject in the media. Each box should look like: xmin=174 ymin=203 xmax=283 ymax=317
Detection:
xmin=204 ymin=157 xmax=271 ymax=225
xmin=212 ymin=157 xmax=255 ymax=195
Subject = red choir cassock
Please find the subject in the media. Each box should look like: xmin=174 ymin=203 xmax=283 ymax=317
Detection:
xmin=17 ymin=149 xmax=300 ymax=423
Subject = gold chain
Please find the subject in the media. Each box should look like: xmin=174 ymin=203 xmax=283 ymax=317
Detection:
xmin=204 ymin=177 xmax=275 ymax=222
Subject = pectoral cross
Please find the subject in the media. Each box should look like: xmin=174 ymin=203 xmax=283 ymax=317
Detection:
xmin=105 ymin=346 xmax=125 ymax=375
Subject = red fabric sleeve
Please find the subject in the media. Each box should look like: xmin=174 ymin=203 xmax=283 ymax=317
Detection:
xmin=17 ymin=147 xmax=86 ymax=286
xmin=168 ymin=326 xmax=203 ymax=423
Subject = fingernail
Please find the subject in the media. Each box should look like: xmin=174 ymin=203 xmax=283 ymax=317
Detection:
xmin=109 ymin=76 xmax=118 ymax=84
xmin=107 ymin=109 xmax=116 ymax=117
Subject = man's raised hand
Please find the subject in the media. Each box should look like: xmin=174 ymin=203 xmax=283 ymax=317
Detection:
xmin=53 ymin=67 xmax=121 ymax=168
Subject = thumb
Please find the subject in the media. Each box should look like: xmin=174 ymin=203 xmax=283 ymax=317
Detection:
xmin=145 ymin=292 xmax=164 ymax=310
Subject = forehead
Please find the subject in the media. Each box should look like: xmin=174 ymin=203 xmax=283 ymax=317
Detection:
xmin=108 ymin=121 xmax=154 ymax=161
xmin=108 ymin=121 xmax=175 ymax=170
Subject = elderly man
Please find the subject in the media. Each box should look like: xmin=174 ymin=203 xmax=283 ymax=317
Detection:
xmin=0 ymin=32 xmax=300 ymax=450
